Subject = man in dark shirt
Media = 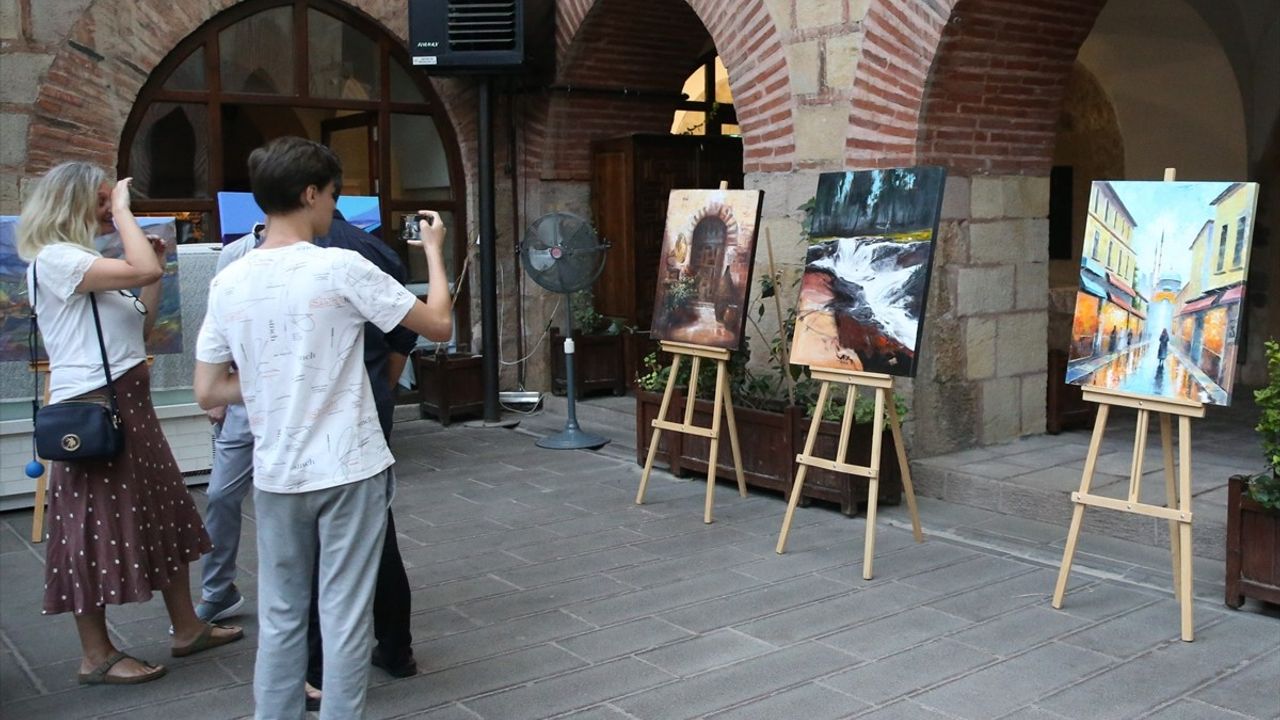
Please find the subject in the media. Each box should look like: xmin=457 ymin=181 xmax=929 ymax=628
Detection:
xmin=316 ymin=211 xmax=418 ymax=437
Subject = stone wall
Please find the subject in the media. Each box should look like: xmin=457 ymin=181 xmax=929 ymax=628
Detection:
xmin=4 ymin=0 xmax=1271 ymax=455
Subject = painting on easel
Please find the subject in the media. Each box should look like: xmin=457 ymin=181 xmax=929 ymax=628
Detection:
xmin=790 ymin=166 xmax=946 ymax=376
xmin=1065 ymin=181 xmax=1259 ymax=406
xmin=0 ymin=216 xmax=183 ymax=361
xmin=0 ymin=216 xmax=30 ymax=361
xmin=651 ymin=189 xmax=763 ymax=350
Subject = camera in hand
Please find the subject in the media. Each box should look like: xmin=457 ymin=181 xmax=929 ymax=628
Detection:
xmin=400 ymin=213 xmax=433 ymax=242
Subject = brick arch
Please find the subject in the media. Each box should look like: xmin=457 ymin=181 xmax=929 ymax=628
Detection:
xmin=916 ymin=0 xmax=1106 ymax=176
xmin=844 ymin=0 xmax=955 ymax=168
xmin=845 ymin=0 xmax=1106 ymax=176
xmin=537 ymin=0 xmax=795 ymax=179
xmin=22 ymin=0 xmax=473 ymax=184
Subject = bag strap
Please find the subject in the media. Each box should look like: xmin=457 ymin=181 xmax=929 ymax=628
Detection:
xmin=87 ymin=291 xmax=121 ymax=417
xmin=30 ymin=259 xmax=121 ymax=418
xmin=29 ymin=261 xmax=40 ymax=422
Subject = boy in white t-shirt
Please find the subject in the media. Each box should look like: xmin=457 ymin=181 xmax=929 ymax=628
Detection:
xmin=194 ymin=136 xmax=451 ymax=719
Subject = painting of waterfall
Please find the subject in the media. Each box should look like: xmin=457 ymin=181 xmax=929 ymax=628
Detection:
xmin=1064 ymin=181 xmax=1258 ymax=406
xmin=651 ymin=188 xmax=763 ymax=350
xmin=790 ymin=166 xmax=946 ymax=376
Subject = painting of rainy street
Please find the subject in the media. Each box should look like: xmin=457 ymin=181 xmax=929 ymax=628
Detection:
xmin=1066 ymin=181 xmax=1259 ymax=406
xmin=650 ymin=189 xmax=763 ymax=350
xmin=790 ymin=166 xmax=946 ymax=376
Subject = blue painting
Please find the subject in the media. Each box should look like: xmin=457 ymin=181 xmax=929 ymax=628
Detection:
xmin=0 ymin=216 xmax=183 ymax=361
xmin=217 ymin=192 xmax=382 ymax=244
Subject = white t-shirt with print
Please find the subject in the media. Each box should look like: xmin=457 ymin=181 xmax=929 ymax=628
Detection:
xmin=195 ymin=242 xmax=417 ymax=494
xmin=27 ymin=243 xmax=148 ymax=403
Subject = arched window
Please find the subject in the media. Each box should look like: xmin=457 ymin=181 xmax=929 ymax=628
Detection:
xmin=670 ymin=54 xmax=739 ymax=136
xmin=119 ymin=0 xmax=466 ymax=293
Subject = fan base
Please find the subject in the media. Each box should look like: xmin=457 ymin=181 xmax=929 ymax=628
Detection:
xmin=536 ymin=428 xmax=611 ymax=450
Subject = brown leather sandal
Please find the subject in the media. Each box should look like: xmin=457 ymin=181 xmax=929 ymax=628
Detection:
xmin=77 ymin=651 xmax=167 ymax=685
xmin=171 ymin=623 xmax=244 ymax=658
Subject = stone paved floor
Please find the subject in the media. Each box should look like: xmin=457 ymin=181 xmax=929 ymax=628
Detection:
xmin=909 ymin=400 xmax=1262 ymax=561
xmin=1 ymin=413 xmax=1277 ymax=719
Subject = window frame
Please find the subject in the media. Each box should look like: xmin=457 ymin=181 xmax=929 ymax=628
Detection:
xmin=1233 ymin=214 xmax=1247 ymax=269
xmin=672 ymin=53 xmax=738 ymax=137
xmin=118 ymin=0 xmax=469 ymax=341
xmin=1217 ymin=223 xmax=1230 ymax=272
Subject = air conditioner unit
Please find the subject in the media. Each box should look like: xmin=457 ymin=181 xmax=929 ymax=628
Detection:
xmin=407 ymin=0 xmax=554 ymax=74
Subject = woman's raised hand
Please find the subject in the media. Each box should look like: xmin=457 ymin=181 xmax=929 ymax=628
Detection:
xmin=110 ymin=178 xmax=134 ymax=213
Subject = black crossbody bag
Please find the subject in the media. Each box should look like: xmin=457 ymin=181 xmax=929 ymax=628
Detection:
xmin=30 ymin=260 xmax=125 ymax=461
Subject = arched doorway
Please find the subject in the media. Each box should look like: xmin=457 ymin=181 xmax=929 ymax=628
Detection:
xmin=118 ymin=0 xmax=467 ymax=307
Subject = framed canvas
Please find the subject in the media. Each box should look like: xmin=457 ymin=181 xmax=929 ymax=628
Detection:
xmin=217 ymin=191 xmax=383 ymax=244
xmin=790 ymin=166 xmax=947 ymax=377
xmin=650 ymin=188 xmax=763 ymax=350
xmin=1066 ymin=181 xmax=1259 ymax=406
xmin=0 ymin=216 xmax=30 ymax=362
xmin=0 ymin=216 xmax=183 ymax=360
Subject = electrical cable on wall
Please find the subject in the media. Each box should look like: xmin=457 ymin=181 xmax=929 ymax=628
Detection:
xmin=497 ymin=255 xmax=560 ymax=367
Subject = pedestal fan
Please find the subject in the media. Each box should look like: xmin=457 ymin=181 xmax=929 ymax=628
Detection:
xmin=520 ymin=212 xmax=612 ymax=450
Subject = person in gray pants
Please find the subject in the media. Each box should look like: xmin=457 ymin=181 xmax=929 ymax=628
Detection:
xmin=195 ymin=231 xmax=259 ymax=623
xmin=194 ymin=136 xmax=452 ymax=719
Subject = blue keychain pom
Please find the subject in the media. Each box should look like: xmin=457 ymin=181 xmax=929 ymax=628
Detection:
xmin=25 ymin=460 xmax=45 ymax=478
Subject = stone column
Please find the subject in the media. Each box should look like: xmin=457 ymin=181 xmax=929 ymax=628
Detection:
xmin=913 ymin=175 xmax=1051 ymax=455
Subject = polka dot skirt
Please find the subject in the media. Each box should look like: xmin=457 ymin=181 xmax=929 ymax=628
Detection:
xmin=42 ymin=363 xmax=212 ymax=616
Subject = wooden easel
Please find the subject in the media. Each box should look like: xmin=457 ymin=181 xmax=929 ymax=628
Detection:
xmin=28 ymin=360 xmax=51 ymax=543
xmin=775 ymin=367 xmax=923 ymax=579
xmin=635 ymin=340 xmax=747 ymax=523
xmin=1052 ymin=168 xmax=1202 ymax=642
xmin=1052 ymin=388 xmax=1202 ymax=640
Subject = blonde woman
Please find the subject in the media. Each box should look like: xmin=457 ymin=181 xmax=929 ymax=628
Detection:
xmin=19 ymin=162 xmax=242 ymax=685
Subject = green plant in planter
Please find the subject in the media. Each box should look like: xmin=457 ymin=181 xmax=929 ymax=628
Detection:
xmin=636 ymin=344 xmax=752 ymax=399
xmin=569 ymin=290 xmax=622 ymax=335
xmin=743 ymin=268 xmax=909 ymax=428
xmin=797 ymin=197 xmax=817 ymax=245
xmin=794 ymin=376 xmax=911 ymax=425
xmin=1249 ymin=339 xmax=1280 ymax=510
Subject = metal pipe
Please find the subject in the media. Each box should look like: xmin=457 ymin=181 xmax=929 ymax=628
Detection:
xmin=479 ymin=76 xmax=500 ymax=423
xmin=507 ymin=85 xmax=526 ymax=389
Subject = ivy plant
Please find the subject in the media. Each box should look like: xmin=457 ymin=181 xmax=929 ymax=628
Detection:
xmin=1249 ymin=339 xmax=1280 ymax=510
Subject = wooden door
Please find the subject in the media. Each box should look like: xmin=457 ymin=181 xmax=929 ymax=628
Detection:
xmin=592 ymin=144 xmax=634 ymax=321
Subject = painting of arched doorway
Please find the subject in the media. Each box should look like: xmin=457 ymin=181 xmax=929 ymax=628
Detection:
xmin=117 ymin=0 xmax=467 ymax=333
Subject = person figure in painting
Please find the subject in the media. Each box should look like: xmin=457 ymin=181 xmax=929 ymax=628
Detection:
xmin=714 ymin=256 xmax=735 ymax=326
xmin=666 ymin=232 xmax=688 ymax=281
xmin=194 ymin=136 xmax=452 ymax=719
xmin=1108 ymin=327 xmax=1118 ymax=353
xmin=1126 ymin=328 xmax=1133 ymax=349
xmin=20 ymin=163 xmax=243 ymax=685
xmin=1158 ymin=328 xmax=1171 ymax=362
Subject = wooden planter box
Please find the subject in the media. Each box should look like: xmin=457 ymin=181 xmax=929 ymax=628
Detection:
xmin=414 ymin=351 xmax=483 ymax=426
xmin=550 ymin=328 xmax=627 ymax=398
xmin=635 ymin=390 xmax=902 ymax=516
xmin=1226 ymin=474 xmax=1280 ymax=608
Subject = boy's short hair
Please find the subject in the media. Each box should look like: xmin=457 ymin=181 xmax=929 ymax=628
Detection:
xmin=247 ymin=136 xmax=343 ymax=214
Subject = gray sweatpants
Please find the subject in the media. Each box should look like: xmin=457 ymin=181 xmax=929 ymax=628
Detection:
xmin=201 ymin=403 xmax=254 ymax=603
xmin=253 ymin=471 xmax=389 ymax=720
